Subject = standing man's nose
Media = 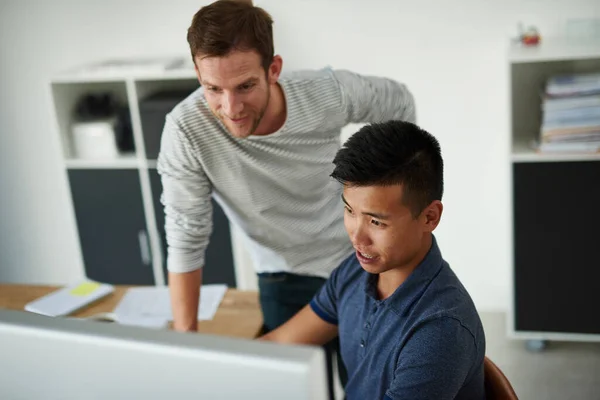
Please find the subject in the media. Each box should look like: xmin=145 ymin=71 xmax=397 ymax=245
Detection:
xmin=223 ymin=92 xmax=243 ymax=116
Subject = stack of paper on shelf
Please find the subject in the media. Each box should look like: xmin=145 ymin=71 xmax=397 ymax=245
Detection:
xmin=540 ymin=73 xmax=600 ymax=153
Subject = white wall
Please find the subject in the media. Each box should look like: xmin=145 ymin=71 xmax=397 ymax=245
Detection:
xmin=1 ymin=0 xmax=598 ymax=308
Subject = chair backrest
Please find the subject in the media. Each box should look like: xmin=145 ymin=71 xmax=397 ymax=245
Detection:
xmin=484 ymin=356 xmax=518 ymax=400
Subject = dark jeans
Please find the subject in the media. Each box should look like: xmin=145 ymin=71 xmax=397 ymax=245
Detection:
xmin=258 ymin=272 xmax=348 ymax=400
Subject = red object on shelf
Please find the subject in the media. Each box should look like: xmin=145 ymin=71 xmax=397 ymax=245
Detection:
xmin=522 ymin=34 xmax=541 ymax=46
xmin=521 ymin=26 xmax=541 ymax=46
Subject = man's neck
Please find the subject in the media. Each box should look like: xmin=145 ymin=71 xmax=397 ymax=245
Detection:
xmin=253 ymin=82 xmax=286 ymax=136
xmin=376 ymin=234 xmax=433 ymax=300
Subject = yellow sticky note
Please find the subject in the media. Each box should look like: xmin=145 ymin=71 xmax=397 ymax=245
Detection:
xmin=70 ymin=282 xmax=101 ymax=296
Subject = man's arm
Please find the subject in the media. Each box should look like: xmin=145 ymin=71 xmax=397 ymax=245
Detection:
xmin=169 ymin=269 xmax=202 ymax=331
xmin=333 ymin=69 xmax=416 ymax=124
xmin=259 ymin=304 xmax=338 ymax=346
xmin=157 ymin=115 xmax=213 ymax=332
xmin=385 ymin=317 xmax=482 ymax=400
xmin=260 ymin=264 xmax=344 ymax=346
xmin=261 ymin=262 xmax=345 ymax=345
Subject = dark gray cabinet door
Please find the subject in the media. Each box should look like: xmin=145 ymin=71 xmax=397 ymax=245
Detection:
xmin=68 ymin=169 xmax=155 ymax=285
xmin=149 ymin=169 xmax=237 ymax=287
xmin=513 ymin=161 xmax=600 ymax=334
xmin=139 ymin=88 xmax=197 ymax=160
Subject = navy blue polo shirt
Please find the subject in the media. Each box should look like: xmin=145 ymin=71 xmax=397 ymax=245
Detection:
xmin=310 ymin=236 xmax=486 ymax=400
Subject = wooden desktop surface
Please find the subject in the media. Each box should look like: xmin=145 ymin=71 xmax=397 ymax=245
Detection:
xmin=0 ymin=284 xmax=263 ymax=339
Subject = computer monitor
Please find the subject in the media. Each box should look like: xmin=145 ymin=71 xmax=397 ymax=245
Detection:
xmin=0 ymin=309 xmax=328 ymax=399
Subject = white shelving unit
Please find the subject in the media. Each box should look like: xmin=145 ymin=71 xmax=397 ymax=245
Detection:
xmin=64 ymin=153 xmax=139 ymax=169
xmin=510 ymin=37 xmax=600 ymax=162
xmin=507 ymin=38 xmax=600 ymax=348
xmin=511 ymin=137 xmax=600 ymax=163
xmin=509 ymin=37 xmax=600 ymax=64
xmin=50 ymin=59 xmax=255 ymax=290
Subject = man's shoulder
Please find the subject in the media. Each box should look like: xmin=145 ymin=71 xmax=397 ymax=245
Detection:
xmin=280 ymin=67 xmax=336 ymax=85
xmin=279 ymin=67 xmax=350 ymax=131
xmin=416 ymin=262 xmax=484 ymax=343
xmin=281 ymin=67 xmax=362 ymax=85
xmin=279 ymin=67 xmax=346 ymax=100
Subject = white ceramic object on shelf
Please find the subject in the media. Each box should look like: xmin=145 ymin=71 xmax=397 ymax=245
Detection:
xmin=72 ymin=118 xmax=119 ymax=159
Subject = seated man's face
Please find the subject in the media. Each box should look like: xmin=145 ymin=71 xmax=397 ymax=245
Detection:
xmin=342 ymin=184 xmax=432 ymax=274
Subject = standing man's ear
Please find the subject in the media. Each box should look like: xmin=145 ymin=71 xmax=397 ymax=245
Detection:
xmin=268 ymin=55 xmax=283 ymax=85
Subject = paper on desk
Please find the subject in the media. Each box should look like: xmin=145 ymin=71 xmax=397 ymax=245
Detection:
xmin=82 ymin=312 xmax=169 ymax=330
xmin=113 ymin=284 xmax=227 ymax=322
xmin=116 ymin=315 xmax=170 ymax=329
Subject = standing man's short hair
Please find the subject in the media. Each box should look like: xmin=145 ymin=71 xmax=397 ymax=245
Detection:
xmin=331 ymin=121 xmax=444 ymax=218
xmin=187 ymin=0 xmax=274 ymax=71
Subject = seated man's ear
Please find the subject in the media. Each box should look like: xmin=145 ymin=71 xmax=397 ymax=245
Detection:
xmin=422 ymin=201 xmax=443 ymax=232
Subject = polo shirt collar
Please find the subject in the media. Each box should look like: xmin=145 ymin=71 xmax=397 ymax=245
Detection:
xmin=364 ymin=235 xmax=444 ymax=314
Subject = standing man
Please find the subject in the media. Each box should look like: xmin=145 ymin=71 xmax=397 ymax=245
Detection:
xmin=157 ymin=0 xmax=414 ymax=393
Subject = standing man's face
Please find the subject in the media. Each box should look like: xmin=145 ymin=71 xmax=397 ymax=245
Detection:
xmin=195 ymin=50 xmax=281 ymax=138
xmin=342 ymin=184 xmax=442 ymax=275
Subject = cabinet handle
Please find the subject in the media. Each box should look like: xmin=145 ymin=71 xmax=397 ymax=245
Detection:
xmin=138 ymin=230 xmax=152 ymax=265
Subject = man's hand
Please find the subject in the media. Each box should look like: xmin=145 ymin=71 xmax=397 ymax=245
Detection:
xmin=259 ymin=304 xmax=338 ymax=346
xmin=169 ymin=269 xmax=202 ymax=332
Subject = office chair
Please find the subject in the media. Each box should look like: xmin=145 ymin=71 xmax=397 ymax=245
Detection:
xmin=484 ymin=356 xmax=518 ymax=399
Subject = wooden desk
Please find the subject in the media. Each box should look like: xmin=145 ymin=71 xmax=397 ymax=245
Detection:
xmin=0 ymin=284 xmax=263 ymax=339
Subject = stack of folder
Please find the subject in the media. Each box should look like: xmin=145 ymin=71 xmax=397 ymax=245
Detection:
xmin=539 ymin=73 xmax=600 ymax=153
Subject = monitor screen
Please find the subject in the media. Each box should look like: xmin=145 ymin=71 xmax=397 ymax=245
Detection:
xmin=0 ymin=309 xmax=328 ymax=399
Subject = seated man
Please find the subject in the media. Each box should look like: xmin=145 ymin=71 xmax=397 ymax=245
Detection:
xmin=261 ymin=120 xmax=486 ymax=400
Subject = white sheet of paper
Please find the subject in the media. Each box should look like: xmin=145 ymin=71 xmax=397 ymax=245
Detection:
xmin=116 ymin=315 xmax=170 ymax=329
xmin=81 ymin=312 xmax=169 ymax=330
xmin=197 ymin=284 xmax=228 ymax=320
xmin=113 ymin=284 xmax=227 ymax=322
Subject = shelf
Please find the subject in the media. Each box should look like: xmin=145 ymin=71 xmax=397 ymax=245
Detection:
xmin=51 ymin=57 xmax=197 ymax=83
xmin=65 ymin=153 xmax=139 ymax=169
xmin=509 ymin=37 xmax=600 ymax=64
xmin=146 ymin=160 xmax=158 ymax=169
xmin=51 ymin=81 xmax=131 ymax=159
xmin=133 ymin=68 xmax=197 ymax=81
xmin=53 ymin=68 xmax=197 ymax=83
xmin=51 ymin=75 xmax=128 ymax=84
xmin=512 ymin=138 xmax=600 ymax=163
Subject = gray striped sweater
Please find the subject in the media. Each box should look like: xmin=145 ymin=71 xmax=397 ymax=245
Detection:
xmin=157 ymin=67 xmax=415 ymax=277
